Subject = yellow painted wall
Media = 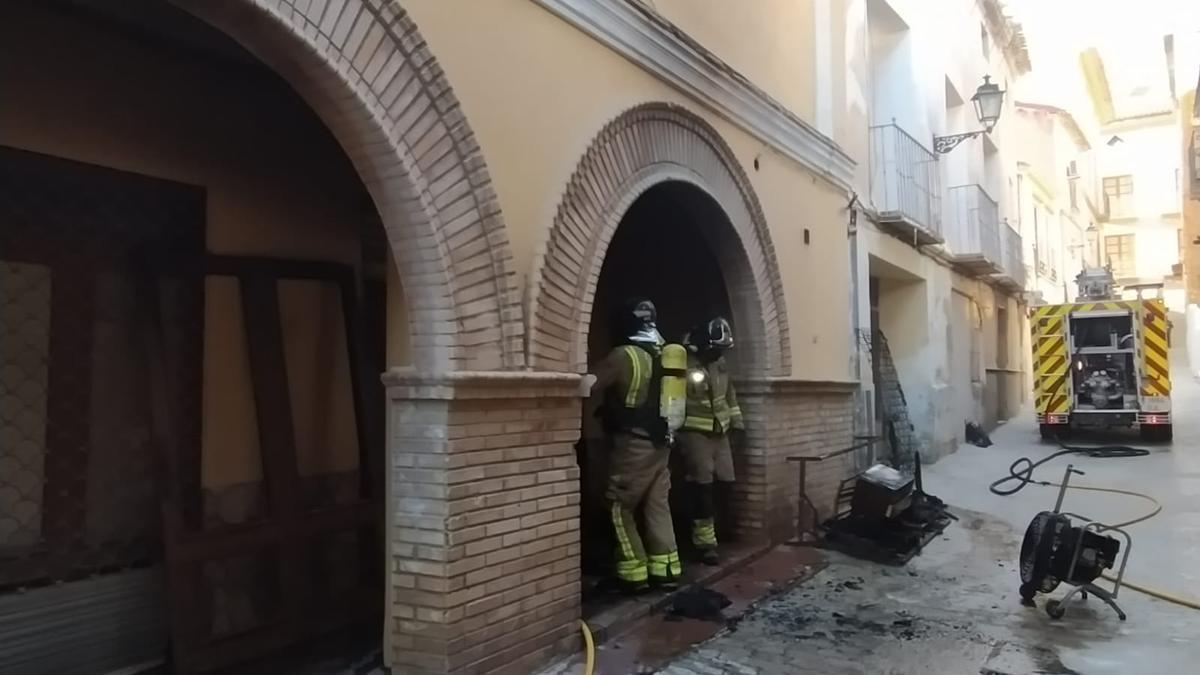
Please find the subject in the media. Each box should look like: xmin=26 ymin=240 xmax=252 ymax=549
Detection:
xmin=1182 ymin=91 xmax=1200 ymax=305
xmin=651 ymin=0 xmax=817 ymax=122
xmin=0 ymin=4 xmax=389 ymax=488
xmin=405 ymin=0 xmax=853 ymax=381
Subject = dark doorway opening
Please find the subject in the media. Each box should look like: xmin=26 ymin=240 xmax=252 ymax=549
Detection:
xmin=580 ymin=181 xmax=745 ymax=608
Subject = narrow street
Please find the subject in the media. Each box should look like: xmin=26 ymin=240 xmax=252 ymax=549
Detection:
xmin=2 ymin=2 xmax=1198 ymax=673
xmin=656 ymin=347 xmax=1200 ymax=674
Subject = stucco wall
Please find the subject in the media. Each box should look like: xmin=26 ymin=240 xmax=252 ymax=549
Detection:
xmin=0 ymin=4 xmax=390 ymax=489
xmin=650 ymin=0 xmax=817 ymax=123
xmin=1095 ymin=121 xmax=1184 ymax=285
xmin=405 ymin=0 xmax=854 ymax=381
xmin=868 ymin=221 xmax=1027 ymax=456
xmin=1183 ymin=90 xmax=1200 ymax=305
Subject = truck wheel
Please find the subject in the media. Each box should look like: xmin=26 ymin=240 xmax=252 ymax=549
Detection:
xmin=1039 ymin=424 xmax=1067 ymax=442
xmin=1140 ymin=425 xmax=1172 ymax=442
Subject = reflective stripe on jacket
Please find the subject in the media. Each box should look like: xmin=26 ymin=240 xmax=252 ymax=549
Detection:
xmin=591 ymin=344 xmax=658 ymax=434
xmin=620 ymin=346 xmax=652 ymax=409
xmin=681 ymin=354 xmax=743 ymax=434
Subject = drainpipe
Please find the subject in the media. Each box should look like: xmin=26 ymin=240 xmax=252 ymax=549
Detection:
xmin=847 ymin=194 xmax=866 ymax=435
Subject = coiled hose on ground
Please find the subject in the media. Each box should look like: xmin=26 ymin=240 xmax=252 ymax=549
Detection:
xmin=988 ymin=442 xmax=1200 ymax=610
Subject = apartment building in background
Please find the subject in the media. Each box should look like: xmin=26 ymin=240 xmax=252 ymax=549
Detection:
xmin=1076 ymin=31 xmax=1197 ymax=311
xmin=1177 ymin=38 xmax=1200 ymax=306
xmin=853 ymin=0 xmax=1031 ymax=460
xmin=1010 ymin=102 xmax=1103 ymax=306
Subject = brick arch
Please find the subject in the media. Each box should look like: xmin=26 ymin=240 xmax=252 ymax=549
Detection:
xmin=173 ymin=0 xmax=523 ymax=371
xmin=527 ymin=103 xmax=790 ymax=376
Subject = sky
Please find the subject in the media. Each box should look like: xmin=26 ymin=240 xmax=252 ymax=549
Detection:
xmin=1006 ymin=0 xmax=1200 ymax=117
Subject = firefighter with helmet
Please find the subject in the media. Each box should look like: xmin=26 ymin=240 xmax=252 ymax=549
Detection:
xmin=678 ymin=315 xmax=743 ymax=566
xmin=587 ymin=298 xmax=684 ymax=592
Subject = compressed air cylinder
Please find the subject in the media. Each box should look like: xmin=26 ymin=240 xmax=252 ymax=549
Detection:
xmin=660 ymin=343 xmax=688 ymax=431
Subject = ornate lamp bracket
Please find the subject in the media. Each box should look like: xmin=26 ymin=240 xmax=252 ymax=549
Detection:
xmin=933 ymin=130 xmax=985 ymax=154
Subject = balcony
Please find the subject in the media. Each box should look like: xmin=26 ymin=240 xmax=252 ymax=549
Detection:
xmin=945 ymin=184 xmax=1002 ymax=276
xmin=993 ymin=223 xmax=1026 ymax=291
xmin=870 ymin=123 xmax=943 ymax=245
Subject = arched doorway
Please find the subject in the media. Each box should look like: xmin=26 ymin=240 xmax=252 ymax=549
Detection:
xmin=0 ymin=1 xmax=520 ymax=672
xmin=528 ymin=104 xmax=789 ymax=378
xmin=527 ymin=104 xmax=791 ymax=603
xmin=580 ymin=181 xmax=738 ymax=583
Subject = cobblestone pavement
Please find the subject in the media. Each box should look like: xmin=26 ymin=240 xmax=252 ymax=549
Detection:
xmin=658 ymin=507 xmax=1200 ymax=674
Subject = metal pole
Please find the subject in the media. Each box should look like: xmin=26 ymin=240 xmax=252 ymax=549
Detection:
xmin=1053 ymin=464 xmax=1082 ymax=513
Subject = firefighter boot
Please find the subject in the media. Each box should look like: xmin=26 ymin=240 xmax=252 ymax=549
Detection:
xmin=690 ymin=481 xmax=719 ymax=566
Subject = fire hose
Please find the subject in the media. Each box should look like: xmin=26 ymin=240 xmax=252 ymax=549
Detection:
xmin=579 ymin=620 xmax=595 ymax=675
xmin=989 ymin=443 xmax=1200 ymax=611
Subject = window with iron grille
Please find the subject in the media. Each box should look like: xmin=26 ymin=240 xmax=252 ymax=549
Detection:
xmin=1103 ymin=175 xmax=1134 ymax=218
xmin=1105 ymin=234 xmax=1136 ymax=278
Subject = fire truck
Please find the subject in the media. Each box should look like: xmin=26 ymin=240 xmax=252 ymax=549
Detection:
xmin=1031 ymin=267 xmax=1172 ymax=441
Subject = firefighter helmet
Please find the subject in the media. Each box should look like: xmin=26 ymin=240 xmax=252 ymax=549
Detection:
xmin=685 ymin=315 xmax=734 ymax=353
xmin=618 ymin=297 xmax=664 ymax=346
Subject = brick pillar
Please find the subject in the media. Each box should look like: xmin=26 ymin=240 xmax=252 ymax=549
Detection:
xmin=382 ymin=370 xmax=583 ymax=674
xmin=735 ymin=379 xmax=857 ymax=543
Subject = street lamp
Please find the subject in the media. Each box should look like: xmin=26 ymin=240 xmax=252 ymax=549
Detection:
xmin=934 ymin=75 xmax=1007 ymax=154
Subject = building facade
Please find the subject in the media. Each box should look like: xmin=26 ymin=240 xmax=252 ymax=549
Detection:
xmin=1176 ymin=34 xmax=1200 ymax=309
xmin=1010 ymin=102 xmax=1102 ymax=306
xmin=852 ymin=0 xmax=1032 ymax=460
xmin=1185 ymin=75 xmax=1200 ymax=307
xmin=0 ymin=1 xmax=870 ymax=674
xmin=1072 ymin=30 xmax=1197 ymax=311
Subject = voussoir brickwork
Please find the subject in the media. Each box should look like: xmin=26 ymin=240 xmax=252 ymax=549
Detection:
xmin=174 ymin=0 xmax=524 ymax=371
xmin=527 ymin=103 xmax=791 ymax=377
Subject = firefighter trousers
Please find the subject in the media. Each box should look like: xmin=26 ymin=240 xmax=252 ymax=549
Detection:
xmin=605 ymin=432 xmax=681 ymax=586
xmin=678 ymin=431 xmax=736 ymax=550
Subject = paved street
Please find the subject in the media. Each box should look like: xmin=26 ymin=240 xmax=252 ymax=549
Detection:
xmin=658 ymin=346 xmax=1200 ymax=674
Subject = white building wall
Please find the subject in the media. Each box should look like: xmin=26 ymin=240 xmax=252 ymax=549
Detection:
xmin=1096 ymin=122 xmax=1184 ymax=297
xmin=858 ymin=0 xmax=1030 ymax=459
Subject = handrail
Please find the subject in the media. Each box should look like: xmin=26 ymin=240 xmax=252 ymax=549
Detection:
xmin=785 ymin=440 xmax=873 ymax=466
xmin=786 ymin=436 xmax=882 ymax=542
xmin=868 ymin=122 xmax=935 ymax=156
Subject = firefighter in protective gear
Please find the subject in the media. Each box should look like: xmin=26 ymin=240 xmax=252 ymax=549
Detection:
xmin=589 ymin=298 xmax=683 ymax=592
xmin=678 ymin=316 xmax=743 ymax=566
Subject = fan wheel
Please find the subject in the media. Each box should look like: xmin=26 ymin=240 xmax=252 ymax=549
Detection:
xmin=1021 ymin=511 xmax=1072 ymax=602
xmin=1046 ymin=599 xmax=1065 ymax=619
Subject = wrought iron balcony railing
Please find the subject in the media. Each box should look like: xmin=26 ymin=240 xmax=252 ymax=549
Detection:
xmin=946 ymin=184 xmax=1002 ymax=275
xmin=870 ymin=123 xmax=942 ymax=245
xmin=995 ymin=223 xmax=1026 ymax=290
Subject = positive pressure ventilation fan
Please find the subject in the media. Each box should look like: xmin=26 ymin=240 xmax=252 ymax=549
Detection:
xmin=1017 ymin=466 xmax=1130 ymax=620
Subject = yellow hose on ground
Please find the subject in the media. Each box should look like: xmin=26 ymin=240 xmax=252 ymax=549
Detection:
xmin=580 ymin=620 xmax=595 ymax=675
xmin=1056 ymin=483 xmax=1161 ymax=529
xmin=1101 ymin=572 xmax=1200 ymax=610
